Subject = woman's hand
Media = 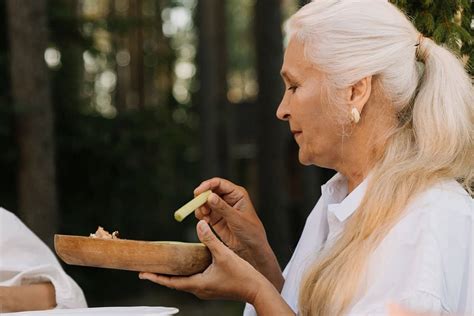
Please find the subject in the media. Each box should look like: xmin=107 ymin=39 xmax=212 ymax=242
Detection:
xmin=140 ymin=221 xmax=295 ymax=316
xmin=193 ymin=178 xmax=284 ymax=291
xmin=140 ymin=220 xmax=259 ymax=301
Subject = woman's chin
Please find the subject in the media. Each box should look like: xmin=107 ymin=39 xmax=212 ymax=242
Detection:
xmin=298 ymin=150 xmax=314 ymax=166
xmin=298 ymin=149 xmax=330 ymax=168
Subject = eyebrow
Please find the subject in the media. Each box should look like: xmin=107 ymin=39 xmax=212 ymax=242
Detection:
xmin=280 ymin=70 xmax=298 ymax=82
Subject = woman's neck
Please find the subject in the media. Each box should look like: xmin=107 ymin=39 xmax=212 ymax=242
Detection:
xmin=336 ymin=101 xmax=396 ymax=193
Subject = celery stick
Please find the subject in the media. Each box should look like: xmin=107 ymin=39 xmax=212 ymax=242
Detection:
xmin=174 ymin=190 xmax=212 ymax=222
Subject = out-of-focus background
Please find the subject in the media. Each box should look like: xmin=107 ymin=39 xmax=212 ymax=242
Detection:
xmin=0 ymin=0 xmax=471 ymax=314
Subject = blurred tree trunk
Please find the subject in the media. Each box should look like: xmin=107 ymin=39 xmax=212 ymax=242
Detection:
xmin=114 ymin=42 xmax=130 ymax=112
xmin=197 ymin=0 xmax=230 ymax=179
xmin=255 ymin=0 xmax=290 ymax=264
xmin=154 ymin=0 xmax=173 ymax=108
xmin=129 ymin=0 xmax=145 ymax=109
xmin=110 ymin=0 xmax=130 ymax=113
xmin=6 ymin=0 xmax=57 ymax=247
xmin=0 ymin=1 xmax=17 ymax=212
xmin=50 ymin=0 xmax=83 ymax=113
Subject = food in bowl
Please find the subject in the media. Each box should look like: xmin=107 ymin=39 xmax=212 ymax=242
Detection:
xmin=89 ymin=226 xmax=119 ymax=239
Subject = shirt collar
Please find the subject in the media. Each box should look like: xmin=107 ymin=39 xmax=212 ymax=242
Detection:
xmin=324 ymin=173 xmax=370 ymax=222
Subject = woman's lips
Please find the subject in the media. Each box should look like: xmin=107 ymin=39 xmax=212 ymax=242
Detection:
xmin=291 ymin=131 xmax=302 ymax=138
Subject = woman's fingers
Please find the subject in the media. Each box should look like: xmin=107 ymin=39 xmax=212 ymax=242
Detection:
xmin=194 ymin=178 xmax=244 ymax=205
xmin=139 ymin=272 xmax=199 ymax=292
xmin=206 ymin=193 xmax=237 ymax=220
xmin=140 ymin=221 xmax=230 ymax=294
xmin=195 ymin=206 xmax=210 ymax=219
xmin=195 ymin=206 xmax=219 ymax=226
xmin=196 ymin=193 xmax=237 ymax=224
xmin=198 ymin=205 xmax=210 ymax=216
xmin=139 ymin=220 xmax=268 ymax=303
xmin=194 ymin=178 xmax=232 ymax=195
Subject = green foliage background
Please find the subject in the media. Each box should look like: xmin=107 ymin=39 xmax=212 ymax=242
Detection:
xmin=391 ymin=0 xmax=473 ymax=75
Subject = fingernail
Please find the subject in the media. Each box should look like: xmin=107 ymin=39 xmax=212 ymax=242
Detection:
xmin=209 ymin=194 xmax=218 ymax=205
xmin=139 ymin=273 xmax=144 ymax=279
xmin=198 ymin=220 xmax=208 ymax=233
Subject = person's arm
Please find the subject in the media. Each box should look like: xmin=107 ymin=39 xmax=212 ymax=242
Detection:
xmin=193 ymin=177 xmax=285 ymax=291
xmin=140 ymin=220 xmax=294 ymax=315
xmin=0 ymin=209 xmax=87 ymax=309
xmin=253 ymin=243 xmax=285 ymax=292
xmin=0 ymin=282 xmax=56 ymax=313
xmin=251 ymin=278 xmax=295 ymax=316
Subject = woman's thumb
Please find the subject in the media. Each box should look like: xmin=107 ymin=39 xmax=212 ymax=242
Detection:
xmin=197 ymin=220 xmax=225 ymax=256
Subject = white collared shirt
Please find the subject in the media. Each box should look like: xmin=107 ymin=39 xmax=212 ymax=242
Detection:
xmin=0 ymin=208 xmax=87 ymax=309
xmin=244 ymin=173 xmax=473 ymax=315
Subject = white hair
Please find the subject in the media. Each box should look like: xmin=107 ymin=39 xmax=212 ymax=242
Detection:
xmin=286 ymin=1 xmax=474 ymax=315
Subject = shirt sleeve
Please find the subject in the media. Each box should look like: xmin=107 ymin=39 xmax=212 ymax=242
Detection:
xmin=0 ymin=208 xmax=87 ymax=309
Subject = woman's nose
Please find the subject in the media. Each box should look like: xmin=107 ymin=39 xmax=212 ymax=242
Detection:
xmin=276 ymin=97 xmax=290 ymax=121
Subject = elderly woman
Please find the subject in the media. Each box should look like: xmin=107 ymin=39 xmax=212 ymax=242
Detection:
xmin=140 ymin=1 xmax=473 ymax=315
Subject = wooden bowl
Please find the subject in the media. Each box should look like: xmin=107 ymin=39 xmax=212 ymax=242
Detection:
xmin=54 ymin=235 xmax=211 ymax=276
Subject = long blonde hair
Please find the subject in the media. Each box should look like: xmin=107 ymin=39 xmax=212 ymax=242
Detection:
xmin=286 ymin=1 xmax=474 ymax=315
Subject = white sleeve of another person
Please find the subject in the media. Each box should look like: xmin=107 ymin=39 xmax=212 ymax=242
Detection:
xmin=0 ymin=207 xmax=87 ymax=309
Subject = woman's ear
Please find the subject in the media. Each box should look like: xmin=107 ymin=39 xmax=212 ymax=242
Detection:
xmin=347 ymin=76 xmax=372 ymax=114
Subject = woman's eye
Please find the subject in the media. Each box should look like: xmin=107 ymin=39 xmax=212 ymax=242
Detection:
xmin=288 ymin=86 xmax=298 ymax=92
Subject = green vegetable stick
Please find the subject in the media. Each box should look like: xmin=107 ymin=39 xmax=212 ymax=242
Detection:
xmin=174 ymin=190 xmax=212 ymax=222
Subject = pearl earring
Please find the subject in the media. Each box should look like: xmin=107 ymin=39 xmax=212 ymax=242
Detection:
xmin=350 ymin=108 xmax=360 ymax=124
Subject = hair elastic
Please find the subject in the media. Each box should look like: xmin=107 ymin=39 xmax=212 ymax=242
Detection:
xmin=415 ymin=33 xmax=428 ymax=61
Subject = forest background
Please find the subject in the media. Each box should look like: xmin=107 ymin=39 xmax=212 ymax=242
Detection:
xmin=0 ymin=0 xmax=471 ymax=314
